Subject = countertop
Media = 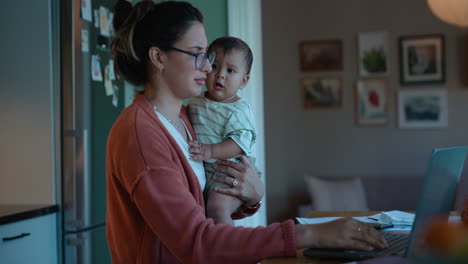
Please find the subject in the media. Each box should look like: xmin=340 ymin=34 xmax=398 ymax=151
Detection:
xmin=0 ymin=204 xmax=59 ymax=225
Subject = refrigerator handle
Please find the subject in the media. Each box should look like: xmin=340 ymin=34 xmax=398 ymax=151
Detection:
xmin=66 ymin=236 xmax=85 ymax=246
xmin=83 ymin=128 xmax=91 ymax=227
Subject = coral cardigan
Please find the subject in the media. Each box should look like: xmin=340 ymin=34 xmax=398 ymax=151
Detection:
xmin=106 ymin=93 xmax=296 ymax=264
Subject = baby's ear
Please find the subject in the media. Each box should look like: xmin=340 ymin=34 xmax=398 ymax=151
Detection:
xmin=239 ymin=74 xmax=250 ymax=90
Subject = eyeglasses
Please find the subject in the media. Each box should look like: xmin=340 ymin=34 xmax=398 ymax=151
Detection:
xmin=167 ymin=47 xmax=216 ymax=70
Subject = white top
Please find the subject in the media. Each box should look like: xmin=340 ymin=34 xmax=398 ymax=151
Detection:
xmin=153 ymin=108 xmax=206 ymax=191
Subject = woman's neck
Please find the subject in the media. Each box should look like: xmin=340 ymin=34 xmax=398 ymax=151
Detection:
xmin=143 ymin=84 xmax=183 ymax=121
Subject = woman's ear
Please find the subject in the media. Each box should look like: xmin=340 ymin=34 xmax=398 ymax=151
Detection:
xmin=148 ymin=47 xmax=165 ymax=72
xmin=239 ymin=74 xmax=250 ymax=90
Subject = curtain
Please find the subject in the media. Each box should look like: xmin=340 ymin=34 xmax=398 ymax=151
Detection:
xmin=228 ymin=0 xmax=267 ymax=227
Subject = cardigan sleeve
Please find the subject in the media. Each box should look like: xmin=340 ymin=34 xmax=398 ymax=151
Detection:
xmin=232 ymin=200 xmax=261 ymax=219
xmin=132 ymin=168 xmax=296 ymax=264
xmin=129 ymin=138 xmax=297 ymax=264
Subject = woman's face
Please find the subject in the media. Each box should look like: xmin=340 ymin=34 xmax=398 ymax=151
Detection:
xmin=161 ymin=22 xmax=211 ymax=100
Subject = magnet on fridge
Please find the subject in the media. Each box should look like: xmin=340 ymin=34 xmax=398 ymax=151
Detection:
xmin=91 ymin=55 xmax=103 ymax=82
xmin=81 ymin=29 xmax=89 ymax=53
xmin=81 ymin=0 xmax=93 ymax=22
xmin=109 ymin=60 xmax=116 ymax=80
xmin=100 ymin=6 xmax=110 ymax=37
xmin=94 ymin=9 xmax=100 ymax=28
xmin=104 ymin=65 xmax=114 ymax=96
xmin=112 ymin=93 xmax=118 ymax=107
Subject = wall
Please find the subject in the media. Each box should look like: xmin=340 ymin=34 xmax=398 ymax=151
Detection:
xmin=0 ymin=0 xmax=56 ymax=204
xmin=188 ymin=0 xmax=227 ymax=43
xmin=262 ymin=0 xmax=468 ymax=223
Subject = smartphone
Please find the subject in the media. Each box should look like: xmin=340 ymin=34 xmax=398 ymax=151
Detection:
xmin=370 ymin=223 xmax=394 ymax=230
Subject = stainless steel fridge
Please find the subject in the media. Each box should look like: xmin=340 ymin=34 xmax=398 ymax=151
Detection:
xmin=61 ymin=0 xmax=124 ymax=263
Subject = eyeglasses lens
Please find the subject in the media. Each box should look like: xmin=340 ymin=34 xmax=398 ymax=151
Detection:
xmin=196 ymin=51 xmax=216 ymax=69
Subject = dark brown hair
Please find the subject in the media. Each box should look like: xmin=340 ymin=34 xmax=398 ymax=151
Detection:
xmin=111 ymin=0 xmax=203 ymax=85
xmin=208 ymin=37 xmax=253 ymax=74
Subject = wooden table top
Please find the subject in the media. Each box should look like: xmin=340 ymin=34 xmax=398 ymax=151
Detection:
xmin=261 ymin=211 xmax=382 ymax=264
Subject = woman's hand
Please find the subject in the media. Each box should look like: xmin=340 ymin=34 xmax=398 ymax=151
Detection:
xmin=295 ymin=218 xmax=388 ymax=251
xmin=211 ymin=156 xmax=264 ymax=207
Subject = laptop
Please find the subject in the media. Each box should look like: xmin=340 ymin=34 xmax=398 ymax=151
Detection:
xmin=303 ymin=146 xmax=468 ymax=261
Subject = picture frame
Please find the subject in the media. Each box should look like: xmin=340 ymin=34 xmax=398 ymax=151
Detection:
xmin=299 ymin=40 xmax=343 ymax=71
xmin=358 ymin=31 xmax=390 ymax=77
xmin=355 ymin=79 xmax=389 ymax=126
xmin=302 ymin=76 xmax=342 ymax=109
xmin=399 ymin=34 xmax=445 ymax=85
xmin=398 ymin=89 xmax=448 ymax=128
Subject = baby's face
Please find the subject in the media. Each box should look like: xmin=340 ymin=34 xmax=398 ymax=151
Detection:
xmin=205 ymin=48 xmax=249 ymax=103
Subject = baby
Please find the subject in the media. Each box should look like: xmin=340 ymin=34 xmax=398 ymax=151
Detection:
xmin=187 ymin=36 xmax=257 ymax=224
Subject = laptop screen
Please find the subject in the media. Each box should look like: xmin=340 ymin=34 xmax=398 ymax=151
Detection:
xmin=406 ymin=146 xmax=468 ymax=259
xmin=303 ymin=146 xmax=468 ymax=261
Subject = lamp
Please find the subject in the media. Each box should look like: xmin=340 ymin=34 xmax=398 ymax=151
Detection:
xmin=427 ymin=0 xmax=468 ymax=27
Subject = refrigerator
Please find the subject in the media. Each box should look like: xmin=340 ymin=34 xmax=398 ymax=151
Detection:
xmin=61 ymin=0 xmax=124 ymax=263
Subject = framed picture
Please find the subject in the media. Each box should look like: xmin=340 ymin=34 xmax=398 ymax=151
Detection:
xmin=302 ymin=76 xmax=342 ymax=108
xmin=399 ymin=34 xmax=445 ymax=85
xmin=398 ymin=89 xmax=448 ymax=128
xmin=299 ymin=40 xmax=343 ymax=71
xmin=358 ymin=31 xmax=390 ymax=77
xmin=355 ymin=79 xmax=389 ymax=126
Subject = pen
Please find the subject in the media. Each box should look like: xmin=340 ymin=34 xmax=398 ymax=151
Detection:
xmin=367 ymin=217 xmax=379 ymax=221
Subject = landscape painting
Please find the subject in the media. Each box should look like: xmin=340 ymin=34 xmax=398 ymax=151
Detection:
xmin=398 ymin=89 xmax=448 ymax=128
xmin=302 ymin=76 xmax=342 ymax=108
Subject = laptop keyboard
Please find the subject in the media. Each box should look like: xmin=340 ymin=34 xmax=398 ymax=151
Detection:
xmin=303 ymin=233 xmax=410 ymax=260
xmin=379 ymin=234 xmax=409 ymax=256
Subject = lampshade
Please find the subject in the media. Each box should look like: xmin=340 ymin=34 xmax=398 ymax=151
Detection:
xmin=427 ymin=0 xmax=468 ymax=27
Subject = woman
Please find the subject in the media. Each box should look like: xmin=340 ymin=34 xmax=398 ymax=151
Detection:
xmin=107 ymin=1 xmax=387 ymax=263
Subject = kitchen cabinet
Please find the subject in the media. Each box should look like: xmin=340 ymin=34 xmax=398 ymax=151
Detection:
xmin=0 ymin=211 xmax=57 ymax=264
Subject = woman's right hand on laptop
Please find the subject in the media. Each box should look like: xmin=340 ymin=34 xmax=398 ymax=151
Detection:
xmin=295 ymin=218 xmax=389 ymax=251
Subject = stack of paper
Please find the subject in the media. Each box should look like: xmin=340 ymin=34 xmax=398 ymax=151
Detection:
xmin=296 ymin=210 xmax=416 ymax=231
xmin=377 ymin=210 xmax=415 ymax=226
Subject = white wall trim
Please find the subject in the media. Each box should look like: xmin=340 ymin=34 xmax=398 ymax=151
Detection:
xmin=228 ymin=0 xmax=267 ymax=227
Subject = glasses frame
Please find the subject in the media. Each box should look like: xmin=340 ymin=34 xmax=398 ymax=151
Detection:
xmin=166 ymin=47 xmax=216 ymax=70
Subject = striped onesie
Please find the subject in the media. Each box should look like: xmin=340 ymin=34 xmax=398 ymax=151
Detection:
xmin=187 ymin=93 xmax=257 ymax=198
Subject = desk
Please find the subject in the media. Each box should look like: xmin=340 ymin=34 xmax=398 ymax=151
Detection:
xmin=261 ymin=211 xmax=381 ymax=264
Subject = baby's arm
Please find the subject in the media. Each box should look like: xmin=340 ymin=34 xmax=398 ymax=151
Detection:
xmin=189 ymin=138 xmax=243 ymax=161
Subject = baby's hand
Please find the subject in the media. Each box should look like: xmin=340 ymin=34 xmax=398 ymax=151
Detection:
xmin=189 ymin=140 xmax=212 ymax=161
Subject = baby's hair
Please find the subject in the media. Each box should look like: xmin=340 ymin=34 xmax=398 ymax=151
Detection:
xmin=111 ymin=0 xmax=203 ymax=85
xmin=208 ymin=37 xmax=253 ymax=74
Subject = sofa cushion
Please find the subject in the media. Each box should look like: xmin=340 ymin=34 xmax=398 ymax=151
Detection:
xmin=304 ymin=175 xmax=369 ymax=211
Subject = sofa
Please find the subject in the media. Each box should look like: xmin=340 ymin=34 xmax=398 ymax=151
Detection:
xmin=297 ymin=175 xmax=468 ymax=217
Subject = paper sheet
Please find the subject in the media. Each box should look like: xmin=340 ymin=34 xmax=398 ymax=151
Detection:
xmin=377 ymin=210 xmax=415 ymax=225
xmin=296 ymin=211 xmax=460 ymax=226
xmin=296 ymin=211 xmax=416 ymax=231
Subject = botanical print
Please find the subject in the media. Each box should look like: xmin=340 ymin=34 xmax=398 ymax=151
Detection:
xmin=356 ymin=79 xmax=388 ymax=125
xmin=358 ymin=32 xmax=390 ymax=77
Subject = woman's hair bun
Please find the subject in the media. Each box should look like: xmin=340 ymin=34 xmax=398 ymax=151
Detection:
xmin=112 ymin=0 xmax=133 ymax=32
xmin=113 ymin=0 xmax=155 ymax=32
